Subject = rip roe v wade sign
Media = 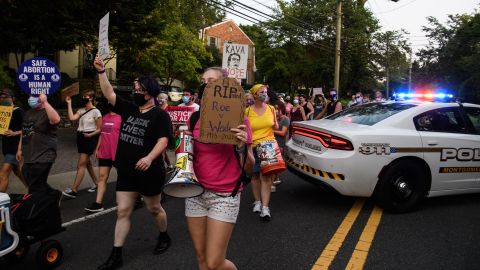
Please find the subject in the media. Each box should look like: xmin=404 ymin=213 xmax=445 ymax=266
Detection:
xmin=16 ymin=57 xmax=61 ymax=96
xmin=199 ymin=78 xmax=245 ymax=145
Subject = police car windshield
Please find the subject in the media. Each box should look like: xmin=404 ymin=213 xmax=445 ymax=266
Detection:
xmin=326 ymin=102 xmax=417 ymax=125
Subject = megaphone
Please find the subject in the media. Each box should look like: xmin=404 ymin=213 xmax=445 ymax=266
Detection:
xmin=163 ymin=126 xmax=204 ymax=198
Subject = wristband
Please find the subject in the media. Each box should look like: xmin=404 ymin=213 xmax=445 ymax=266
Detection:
xmin=97 ymin=69 xmax=106 ymax=74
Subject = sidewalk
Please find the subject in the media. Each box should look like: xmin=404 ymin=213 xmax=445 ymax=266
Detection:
xmin=6 ymin=150 xmax=176 ymax=194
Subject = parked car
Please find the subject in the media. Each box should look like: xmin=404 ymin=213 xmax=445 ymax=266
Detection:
xmin=286 ymin=98 xmax=480 ymax=213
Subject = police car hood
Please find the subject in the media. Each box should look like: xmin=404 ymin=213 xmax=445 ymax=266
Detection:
xmin=293 ymin=119 xmax=373 ymax=137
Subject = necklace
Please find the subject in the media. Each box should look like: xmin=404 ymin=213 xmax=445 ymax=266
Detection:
xmin=139 ymin=105 xmax=155 ymax=113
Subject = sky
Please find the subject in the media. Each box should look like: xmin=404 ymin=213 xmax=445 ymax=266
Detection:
xmin=226 ymin=0 xmax=480 ymax=53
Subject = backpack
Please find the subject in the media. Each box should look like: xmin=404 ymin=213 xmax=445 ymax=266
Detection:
xmin=10 ymin=190 xmax=62 ymax=238
xmin=189 ymin=111 xmax=250 ymax=197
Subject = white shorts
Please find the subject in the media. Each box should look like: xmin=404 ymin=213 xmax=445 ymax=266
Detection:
xmin=185 ymin=190 xmax=241 ymax=224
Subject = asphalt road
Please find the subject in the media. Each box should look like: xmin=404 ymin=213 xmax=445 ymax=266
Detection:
xmin=2 ymin=128 xmax=480 ymax=270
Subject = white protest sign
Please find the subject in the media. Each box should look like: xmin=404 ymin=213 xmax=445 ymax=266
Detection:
xmin=222 ymin=43 xmax=248 ymax=79
xmin=313 ymin=88 xmax=324 ymax=96
xmin=98 ymin=13 xmax=110 ymax=60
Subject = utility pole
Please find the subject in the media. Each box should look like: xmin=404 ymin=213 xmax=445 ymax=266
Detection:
xmin=334 ymin=0 xmax=342 ymax=96
xmin=408 ymin=52 xmax=412 ymax=93
xmin=385 ymin=33 xmax=390 ymax=99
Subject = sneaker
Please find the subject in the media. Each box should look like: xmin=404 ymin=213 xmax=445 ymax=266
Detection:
xmin=271 ymin=185 xmax=276 ymax=192
xmin=62 ymin=188 xmax=78 ymax=199
xmin=85 ymin=202 xmax=104 ymax=213
xmin=273 ymin=177 xmax=282 ymax=185
xmin=260 ymin=206 xmax=271 ymax=222
xmin=88 ymin=185 xmax=97 ymax=193
xmin=252 ymin=201 xmax=262 ymax=213
xmin=153 ymin=232 xmax=171 ymax=255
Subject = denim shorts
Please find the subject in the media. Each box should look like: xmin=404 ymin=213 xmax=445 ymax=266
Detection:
xmin=2 ymin=153 xmax=18 ymax=166
xmin=185 ymin=190 xmax=241 ymax=224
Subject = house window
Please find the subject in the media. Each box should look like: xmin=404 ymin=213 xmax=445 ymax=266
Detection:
xmin=209 ymin=36 xmax=217 ymax=47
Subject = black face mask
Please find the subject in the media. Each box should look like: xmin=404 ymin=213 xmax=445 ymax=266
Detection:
xmin=133 ymin=93 xmax=148 ymax=106
xmin=81 ymin=98 xmax=90 ymax=106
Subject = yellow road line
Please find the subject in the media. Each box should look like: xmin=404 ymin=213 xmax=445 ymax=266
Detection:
xmin=311 ymin=199 xmax=365 ymax=270
xmin=345 ymin=206 xmax=384 ymax=270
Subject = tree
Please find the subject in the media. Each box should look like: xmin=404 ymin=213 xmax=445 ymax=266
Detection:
xmin=416 ymin=13 xmax=480 ymax=102
xmin=141 ymin=23 xmax=212 ymax=87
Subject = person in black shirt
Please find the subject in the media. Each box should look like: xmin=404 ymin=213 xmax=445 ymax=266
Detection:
xmin=94 ymin=55 xmax=173 ymax=270
xmin=0 ymin=89 xmax=26 ymax=192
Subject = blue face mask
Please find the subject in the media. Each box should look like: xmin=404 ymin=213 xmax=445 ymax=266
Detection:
xmin=182 ymin=96 xmax=190 ymax=103
xmin=28 ymin=96 xmax=39 ymax=108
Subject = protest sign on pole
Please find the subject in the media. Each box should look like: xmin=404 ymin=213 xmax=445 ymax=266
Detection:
xmin=222 ymin=43 xmax=248 ymax=80
xmin=16 ymin=57 xmax=61 ymax=96
xmin=0 ymin=106 xmax=13 ymax=135
xmin=98 ymin=12 xmax=110 ymax=60
xmin=60 ymin=82 xmax=80 ymax=101
xmin=199 ymin=78 xmax=245 ymax=145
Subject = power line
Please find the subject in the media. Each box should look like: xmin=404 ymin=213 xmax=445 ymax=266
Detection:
xmin=230 ymin=0 xmax=336 ymax=51
xmin=377 ymin=0 xmax=419 ymax=15
xmin=203 ymin=0 xmax=335 ymax=53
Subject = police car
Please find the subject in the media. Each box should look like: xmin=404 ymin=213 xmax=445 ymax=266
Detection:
xmin=286 ymin=94 xmax=480 ymax=212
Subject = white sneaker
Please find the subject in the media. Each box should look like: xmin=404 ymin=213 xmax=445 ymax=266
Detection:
xmin=252 ymin=201 xmax=262 ymax=213
xmin=87 ymin=185 xmax=97 ymax=193
xmin=260 ymin=206 xmax=271 ymax=221
xmin=271 ymin=185 xmax=276 ymax=192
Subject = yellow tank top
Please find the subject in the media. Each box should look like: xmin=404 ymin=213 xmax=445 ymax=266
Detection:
xmin=246 ymin=105 xmax=276 ymax=146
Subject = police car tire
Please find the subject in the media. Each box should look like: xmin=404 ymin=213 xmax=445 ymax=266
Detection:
xmin=375 ymin=160 xmax=428 ymax=213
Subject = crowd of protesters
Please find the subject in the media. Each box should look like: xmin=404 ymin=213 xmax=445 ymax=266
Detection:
xmin=0 ymin=54 xmax=392 ymax=269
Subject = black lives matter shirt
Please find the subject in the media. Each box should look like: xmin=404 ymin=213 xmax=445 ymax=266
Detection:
xmin=113 ymin=96 xmax=172 ymax=170
xmin=2 ymin=107 xmax=24 ymax=155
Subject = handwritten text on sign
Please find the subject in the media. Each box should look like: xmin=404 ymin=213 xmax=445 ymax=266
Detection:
xmin=199 ymin=78 xmax=245 ymax=144
xmin=0 ymin=106 xmax=13 ymax=135
xmin=222 ymin=43 xmax=248 ymax=79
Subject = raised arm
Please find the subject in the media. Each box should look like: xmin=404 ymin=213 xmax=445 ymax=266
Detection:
xmin=65 ymin=96 xmax=80 ymax=121
xmin=93 ymin=55 xmax=116 ymax=106
xmin=39 ymin=94 xmax=61 ymax=125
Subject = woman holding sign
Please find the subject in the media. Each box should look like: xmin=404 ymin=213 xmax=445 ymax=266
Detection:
xmin=63 ymin=90 xmax=101 ymax=199
xmin=185 ymin=69 xmax=254 ymax=270
xmin=246 ymin=84 xmax=279 ymax=221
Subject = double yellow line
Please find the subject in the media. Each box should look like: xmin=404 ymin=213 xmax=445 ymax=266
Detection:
xmin=312 ymin=199 xmax=383 ymax=270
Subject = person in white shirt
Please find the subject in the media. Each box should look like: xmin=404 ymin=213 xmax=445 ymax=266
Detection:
xmin=179 ymin=89 xmax=200 ymax=111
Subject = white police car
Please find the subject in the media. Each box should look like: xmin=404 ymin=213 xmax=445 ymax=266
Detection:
xmin=286 ymin=97 xmax=480 ymax=212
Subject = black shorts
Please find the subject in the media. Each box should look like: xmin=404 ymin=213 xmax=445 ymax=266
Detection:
xmin=76 ymin=132 xmax=99 ymax=155
xmin=116 ymin=164 xmax=166 ymax=196
xmin=98 ymin=158 xmax=115 ymax=168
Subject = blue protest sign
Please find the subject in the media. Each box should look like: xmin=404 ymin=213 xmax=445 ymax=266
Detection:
xmin=16 ymin=57 xmax=61 ymax=96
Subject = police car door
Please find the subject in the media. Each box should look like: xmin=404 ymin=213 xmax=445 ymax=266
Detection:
xmin=414 ymin=106 xmax=479 ymax=191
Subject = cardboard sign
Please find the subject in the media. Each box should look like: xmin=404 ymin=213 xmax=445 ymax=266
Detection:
xmin=60 ymin=82 xmax=80 ymax=101
xmin=167 ymin=106 xmax=195 ymax=126
xmin=16 ymin=57 xmax=61 ymax=96
xmin=0 ymin=106 xmax=13 ymax=135
xmin=222 ymin=43 xmax=248 ymax=79
xmin=199 ymin=78 xmax=245 ymax=144
xmin=98 ymin=13 xmax=110 ymax=60
xmin=312 ymin=87 xmax=324 ymax=96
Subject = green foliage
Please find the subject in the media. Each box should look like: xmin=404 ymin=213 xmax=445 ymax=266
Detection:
xmin=141 ymin=23 xmax=212 ymax=87
xmin=416 ymin=13 xmax=480 ymax=102
xmin=0 ymin=60 xmax=12 ymax=88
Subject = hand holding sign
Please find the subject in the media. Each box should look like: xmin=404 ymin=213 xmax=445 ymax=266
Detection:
xmin=230 ymin=124 xmax=248 ymax=148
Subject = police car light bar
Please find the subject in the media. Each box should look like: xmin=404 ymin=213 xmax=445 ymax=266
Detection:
xmin=394 ymin=92 xmax=454 ymax=101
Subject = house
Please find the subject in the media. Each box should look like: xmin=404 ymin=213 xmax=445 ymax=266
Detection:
xmin=200 ymin=19 xmax=255 ymax=85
